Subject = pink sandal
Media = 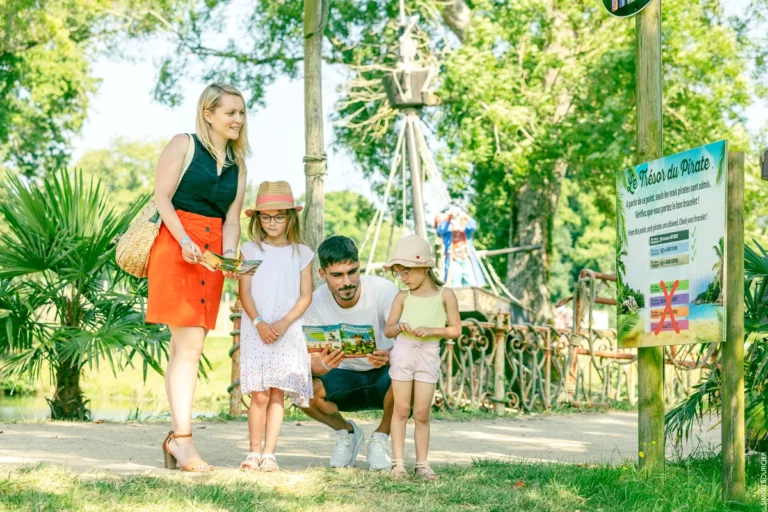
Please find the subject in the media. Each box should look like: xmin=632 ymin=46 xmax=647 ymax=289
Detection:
xmin=414 ymin=461 xmax=438 ymax=480
xmin=390 ymin=458 xmax=407 ymax=479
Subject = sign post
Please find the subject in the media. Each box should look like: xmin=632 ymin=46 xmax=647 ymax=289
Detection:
xmin=722 ymin=152 xmax=745 ymax=504
xmin=633 ymin=0 xmax=664 ymax=473
xmin=610 ymin=1 xmax=745 ymax=503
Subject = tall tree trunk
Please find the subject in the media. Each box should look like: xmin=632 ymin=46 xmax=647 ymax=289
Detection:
xmin=304 ymin=0 xmax=326 ymax=288
xmin=49 ymin=356 xmax=88 ymax=420
xmin=506 ymin=162 xmax=566 ymax=324
xmin=441 ymin=1 xmax=472 ymax=42
xmin=505 ymin=5 xmax=572 ymax=325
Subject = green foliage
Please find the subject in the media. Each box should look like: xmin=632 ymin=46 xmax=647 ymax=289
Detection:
xmin=0 ymin=0 xmax=189 ymax=178
xmin=0 ymin=169 xmax=170 ymax=419
xmin=666 ymin=241 xmax=768 ymax=448
xmin=0 ymin=373 xmax=38 ymax=396
xmin=75 ymin=138 xmax=166 ymax=213
xmin=323 ymin=190 xmax=398 ymax=264
xmin=550 ymin=178 xmax=616 ymax=302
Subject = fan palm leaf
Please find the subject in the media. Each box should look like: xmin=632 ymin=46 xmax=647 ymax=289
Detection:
xmin=0 ymin=169 xmax=170 ymax=419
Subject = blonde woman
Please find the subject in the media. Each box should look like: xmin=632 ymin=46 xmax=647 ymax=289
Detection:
xmin=147 ymin=83 xmax=250 ymax=472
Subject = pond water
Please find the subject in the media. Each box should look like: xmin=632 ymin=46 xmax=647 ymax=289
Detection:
xmin=0 ymin=393 xmax=224 ymax=422
xmin=0 ymin=336 xmax=233 ymax=421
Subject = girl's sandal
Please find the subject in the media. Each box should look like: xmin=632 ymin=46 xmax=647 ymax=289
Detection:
xmin=414 ymin=461 xmax=439 ymax=481
xmin=260 ymin=453 xmax=279 ymax=472
xmin=239 ymin=452 xmax=262 ymax=472
xmin=390 ymin=458 xmax=407 ymax=479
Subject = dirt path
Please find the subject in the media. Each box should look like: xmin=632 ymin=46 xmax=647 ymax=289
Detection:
xmin=0 ymin=412 xmax=720 ymax=475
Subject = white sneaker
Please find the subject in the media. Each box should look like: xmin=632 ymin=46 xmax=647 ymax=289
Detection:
xmin=329 ymin=420 xmax=365 ymax=468
xmin=366 ymin=432 xmax=392 ymax=470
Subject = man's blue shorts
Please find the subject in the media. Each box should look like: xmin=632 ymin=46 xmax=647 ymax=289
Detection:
xmin=318 ymin=365 xmax=391 ymax=412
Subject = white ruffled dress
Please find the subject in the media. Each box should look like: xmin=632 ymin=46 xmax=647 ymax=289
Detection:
xmin=239 ymin=241 xmax=314 ymax=407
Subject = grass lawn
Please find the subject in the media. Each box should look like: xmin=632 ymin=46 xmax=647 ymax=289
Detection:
xmin=1 ymin=456 xmax=763 ymax=511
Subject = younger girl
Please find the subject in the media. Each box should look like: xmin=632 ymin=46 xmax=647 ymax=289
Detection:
xmin=238 ymin=181 xmax=314 ymax=472
xmin=383 ymin=234 xmax=461 ymax=480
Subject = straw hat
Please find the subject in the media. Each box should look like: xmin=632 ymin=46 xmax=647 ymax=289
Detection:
xmin=245 ymin=180 xmax=303 ymax=217
xmin=383 ymin=234 xmax=435 ymax=270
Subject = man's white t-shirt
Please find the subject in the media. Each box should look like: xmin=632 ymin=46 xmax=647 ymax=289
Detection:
xmin=304 ymin=275 xmax=399 ymax=371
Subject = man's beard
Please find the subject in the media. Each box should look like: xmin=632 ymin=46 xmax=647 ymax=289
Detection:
xmin=336 ymin=285 xmax=358 ymax=300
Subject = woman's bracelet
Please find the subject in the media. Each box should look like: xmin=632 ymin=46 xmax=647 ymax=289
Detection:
xmin=223 ymin=249 xmax=236 ymax=256
xmin=320 ymin=359 xmax=332 ymax=371
xmin=179 ymin=236 xmax=191 ymax=248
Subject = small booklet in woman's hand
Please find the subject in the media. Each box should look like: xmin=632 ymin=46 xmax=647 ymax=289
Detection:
xmin=302 ymin=324 xmax=376 ymax=358
xmin=201 ymin=251 xmax=262 ymax=275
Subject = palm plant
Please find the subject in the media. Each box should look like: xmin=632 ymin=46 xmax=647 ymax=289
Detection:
xmin=0 ymin=170 xmax=169 ymax=420
xmin=666 ymin=240 xmax=768 ymax=449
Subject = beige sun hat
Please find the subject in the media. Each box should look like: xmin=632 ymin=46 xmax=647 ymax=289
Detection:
xmin=245 ymin=180 xmax=303 ymax=217
xmin=383 ymin=234 xmax=435 ymax=270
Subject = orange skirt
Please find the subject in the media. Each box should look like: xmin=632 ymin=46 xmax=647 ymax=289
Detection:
xmin=146 ymin=210 xmax=224 ymax=330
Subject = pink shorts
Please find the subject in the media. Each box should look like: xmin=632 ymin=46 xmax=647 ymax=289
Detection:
xmin=389 ymin=336 xmax=441 ymax=384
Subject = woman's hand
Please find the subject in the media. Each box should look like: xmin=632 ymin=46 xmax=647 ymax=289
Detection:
xmin=412 ymin=326 xmax=435 ymax=338
xmin=396 ymin=322 xmax=413 ymax=334
xmin=256 ymin=320 xmax=279 ymax=343
xmin=222 ymin=271 xmax=240 ymax=280
xmin=181 ymin=240 xmax=203 ymax=264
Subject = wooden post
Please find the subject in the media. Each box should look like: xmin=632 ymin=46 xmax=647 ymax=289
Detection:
xmin=445 ymin=339 xmax=454 ymax=408
xmin=404 ymin=111 xmax=427 ymax=239
xmin=229 ymin=298 xmax=243 ymax=416
xmin=493 ymin=314 xmax=507 ymax=416
xmin=635 ymin=0 xmax=665 ymax=472
xmin=722 ymin=151 xmax=745 ymax=504
xmin=544 ymin=330 xmax=552 ymax=407
xmin=304 ymin=0 xmax=326 ymax=288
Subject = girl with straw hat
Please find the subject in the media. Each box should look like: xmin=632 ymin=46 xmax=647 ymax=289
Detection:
xmin=238 ymin=180 xmax=314 ymax=472
xmin=382 ymin=234 xmax=462 ymax=480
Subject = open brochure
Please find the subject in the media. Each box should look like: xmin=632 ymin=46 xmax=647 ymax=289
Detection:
xmin=200 ymin=251 xmax=262 ymax=275
xmin=302 ymin=323 xmax=376 ymax=358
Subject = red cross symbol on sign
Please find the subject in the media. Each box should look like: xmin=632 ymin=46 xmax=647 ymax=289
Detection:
xmin=653 ymin=279 xmax=680 ymax=335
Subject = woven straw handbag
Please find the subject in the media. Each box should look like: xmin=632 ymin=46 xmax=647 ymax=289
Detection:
xmin=116 ymin=135 xmax=196 ymax=278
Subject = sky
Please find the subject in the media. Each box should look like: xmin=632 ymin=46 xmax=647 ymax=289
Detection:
xmin=70 ymin=0 xmax=762 ymax=208
xmin=70 ymin=52 xmax=363 ymax=202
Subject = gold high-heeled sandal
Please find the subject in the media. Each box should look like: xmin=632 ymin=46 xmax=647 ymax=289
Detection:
xmin=162 ymin=430 xmax=214 ymax=472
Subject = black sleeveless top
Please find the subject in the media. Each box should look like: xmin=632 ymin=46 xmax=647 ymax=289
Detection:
xmin=172 ymin=134 xmax=239 ymax=219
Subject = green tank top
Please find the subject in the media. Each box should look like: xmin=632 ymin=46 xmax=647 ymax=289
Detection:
xmin=399 ymin=289 xmax=448 ymax=343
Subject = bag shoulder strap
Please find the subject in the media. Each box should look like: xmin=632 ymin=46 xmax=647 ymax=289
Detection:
xmin=173 ymin=134 xmax=196 ymax=194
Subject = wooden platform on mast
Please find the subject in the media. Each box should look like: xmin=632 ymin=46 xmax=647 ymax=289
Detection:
xmin=454 ymin=286 xmax=527 ymax=323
